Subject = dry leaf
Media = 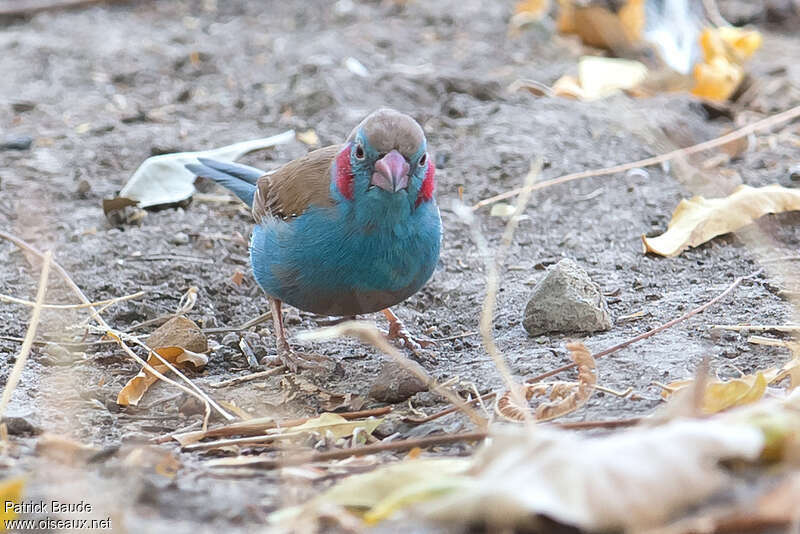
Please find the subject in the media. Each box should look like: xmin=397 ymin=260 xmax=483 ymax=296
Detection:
xmin=290 ymin=413 xmax=382 ymax=439
xmin=660 ymin=372 xmax=769 ymax=414
xmin=496 ymin=342 xmax=596 ymax=422
xmin=692 ymin=27 xmax=762 ymax=101
xmin=114 ymin=131 xmax=294 ymax=209
xmin=642 ymin=184 xmax=800 ymax=257
xmin=117 ymin=316 xmax=208 ymax=406
xmin=577 ymin=56 xmax=647 ymax=100
xmin=0 ymin=477 xmax=25 ymax=530
xmin=551 ymin=57 xmax=647 ymax=101
xmin=557 ymin=0 xmax=644 ymax=50
xmin=231 ymin=270 xmax=244 ymax=286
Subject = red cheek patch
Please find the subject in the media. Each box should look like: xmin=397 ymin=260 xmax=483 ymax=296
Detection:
xmin=415 ymin=159 xmax=435 ymax=208
xmin=335 ymin=144 xmax=354 ymax=200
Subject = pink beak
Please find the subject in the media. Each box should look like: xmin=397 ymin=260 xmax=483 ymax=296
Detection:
xmin=371 ymin=150 xmax=410 ymax=193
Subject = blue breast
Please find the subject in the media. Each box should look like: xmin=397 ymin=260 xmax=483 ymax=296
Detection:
xmin=250 ymin=199 xmax=441 ymax=316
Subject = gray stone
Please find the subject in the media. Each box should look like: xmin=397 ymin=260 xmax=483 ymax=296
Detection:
xmin=523 ymin=258 xmax=612 ymax=336
xmin=169 ymin=232 xmax=190 ymax=245
xmin=369 ymin=359 xmax=428 ymax=403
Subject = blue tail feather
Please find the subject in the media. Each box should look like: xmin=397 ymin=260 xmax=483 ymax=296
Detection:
xmin=185 ymin=159 xmax=261 ymax=208
xmin=197 ymin=158 xmax=263 ymax=185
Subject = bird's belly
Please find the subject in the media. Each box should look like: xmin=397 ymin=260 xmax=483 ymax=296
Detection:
xmin=249 ymin=213 xmax=440 ymax=316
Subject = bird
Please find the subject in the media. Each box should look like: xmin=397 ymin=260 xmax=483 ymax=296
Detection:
xmin=186 ymin=108 xmax=441 ymax=371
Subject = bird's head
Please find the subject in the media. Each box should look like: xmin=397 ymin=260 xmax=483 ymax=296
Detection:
xmin=332 ymin=109 xmax=435 ymax=225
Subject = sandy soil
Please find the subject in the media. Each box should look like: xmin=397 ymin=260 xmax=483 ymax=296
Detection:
xmin=1 ymin=1 xmax=800 ymax=532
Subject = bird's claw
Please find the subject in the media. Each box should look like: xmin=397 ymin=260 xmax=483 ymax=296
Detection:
xmin=268 ymin=342 xmax=333 ymax=373
xmin=386 ymin=322 xmax=434 ymax=356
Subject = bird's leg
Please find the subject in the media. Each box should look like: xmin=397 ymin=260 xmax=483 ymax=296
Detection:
xmin=381 ymin=308 xmax=434 ymax=355
xmin=269 ymin=298 xmax=331 ymax=372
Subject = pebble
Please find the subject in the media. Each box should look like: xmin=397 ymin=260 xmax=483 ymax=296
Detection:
xmin=790 ymin=164 xmax=800 ymax=181
xmin=368 ymin=359 xmax=428 ymax=403
xmin=169 ymin=232 xmax=190 ymax=246
xmin=523 ymin=258 xmax=612 ymax=336
xmin=1 ymin=135 xmax=33 ymax=151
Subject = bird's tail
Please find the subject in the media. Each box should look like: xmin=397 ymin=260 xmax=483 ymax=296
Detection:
xmin=185 ymin=158 xmax=264 ymax=209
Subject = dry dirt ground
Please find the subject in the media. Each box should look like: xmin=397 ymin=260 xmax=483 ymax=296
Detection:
xmin=1 ymin=1 xmax=800 ymax=532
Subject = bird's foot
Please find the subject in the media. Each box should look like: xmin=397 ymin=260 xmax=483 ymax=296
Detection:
xmin=385 ymin=321 xmax=435 ymax=359
xmin=264 ymin=342 xmax=334 ymax=373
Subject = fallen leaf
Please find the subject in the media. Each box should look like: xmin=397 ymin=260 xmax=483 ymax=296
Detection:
xmin=114 ymin=130 xmax=295 ymax=209
xmin=557 ymin=0 xmax=644 ymax=50
xmin=290 ymin=413 xmax=382 ymax=440
xmin=642 ymin=184 xmax=800 ymax=257
xmin=0 ymin=477 xmax=24 ymax=530
xmin=496 ymin=342 xmax=596 ymax=422
xmin=269 ymin=458 xmax=471 ymax=525
xmin=231 ymin=270 xmax=244 ymax=286
xmin=117 ymin=316 xmax=208 ymax=406
xmin=692 ymin=27 xmax=762 ymax=101
xmin=660 ymin=372 xmax=769 ymax=414
xmin=577 ymin=56 xmax=647 ymax=100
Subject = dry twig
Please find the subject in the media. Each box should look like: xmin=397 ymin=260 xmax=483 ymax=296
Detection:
xmin=0 ymin=230 xmax=233 ymax=427
xmin=473 ymin=105 xmax=800 ymax=210
xmin=0 ymin=251 xmax=51 ymax=419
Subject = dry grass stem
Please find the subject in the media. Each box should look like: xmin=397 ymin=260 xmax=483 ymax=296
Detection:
xmin=473 ymin=104 xmax=800 ymax=210
xmin=0 ymin=290 xmax=146 ymax=310
xmin=0 ymin=251 xmax=51 ymax=419
xmin=0 ymin=230 xmax=233 ymax=427
xmin=300 ymin=321 xmax=488 ymax=428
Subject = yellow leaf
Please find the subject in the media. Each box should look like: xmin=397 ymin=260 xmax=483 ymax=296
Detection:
xmin=556 ymin=0 xmax=644 ymax=50
xmin=661 ymin=372 xmax=768 ymax=414
xmin=289 ymin=412 xmax=382 ymax=439
xmin=514 ymin=0 xmax=550 ymax=17
xmin=577 ymin=56 xmax=647 ymax=100
xmin=692 ymin=56 xmax=744 ymax=101
xmin=0 ymin=477 xmax=25 ymax=530
xmin=693 ymin=27 xmax=761 ymax=101
xmin=642 ymin=184 xmax=800 ymax=257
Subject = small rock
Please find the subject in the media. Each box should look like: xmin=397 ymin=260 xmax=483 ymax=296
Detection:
xmin=76 ymin=179 xmax=91 ymax=198
xmin=169 ymin=232 xmax=190 ymax=246
xmin=0 ymin=135 xmax=33 ymax=151
xmin=369 ymin=359 xmax=428 ymax=403
xmin=11 ymin=101 xmax=36 ymax=113
xmin=790 ymin=164 xmax=800 ymax=181
xmin=2 ymin=416 xmax=40 ymax=436
xmin=522 ymin=258 xmax=612 ymax=336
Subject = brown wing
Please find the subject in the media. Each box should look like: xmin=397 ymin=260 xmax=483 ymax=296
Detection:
xmin=252 ymin=144 xmax=341 ymax=223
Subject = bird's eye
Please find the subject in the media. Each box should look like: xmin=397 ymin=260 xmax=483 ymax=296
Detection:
xmin=355 ymin=145 xmax=365 ymax=159
xmin=418 ymin=152 xmax=427 ymax=167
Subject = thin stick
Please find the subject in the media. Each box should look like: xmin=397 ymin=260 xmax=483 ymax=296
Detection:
xmin=209 ymin=417 xmax=641 ymax=469
xmin=301 ymin=322 xmax=488 ymax=429
xmin=168 ymin=406 xmax=393 ymax=444
xmin=0 ymin=251 xmax=51 ymax=419
xmin=473 ymin=104 xmax=800 ymax=210
xmin=526 ymin=271 xmax=761 ymax=384
xmin=208 ymin=431 xmax=489 ymax=468
xmin=0 ymin=0 xmax=128 ymax=16
xmin=0 ymin=231 xmax=233 ymax=425
xmin=208 ymin=366 xmax=286 ymax=388
xmin=711 ymin=324 xmax=800 ymax=333
xmin=404 ymin=392 xmax=496 ymax=424
xmin=0 ymin=335 xmax=117 ymax=348
xmin=202 ymin=312 xmax=273 ymax=334
xmin=0 ymin=290 xmax=145 ymax=310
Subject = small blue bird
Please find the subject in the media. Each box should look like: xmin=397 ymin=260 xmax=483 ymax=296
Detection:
xmin=187 ymin=109 xmax=441 ymax=371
